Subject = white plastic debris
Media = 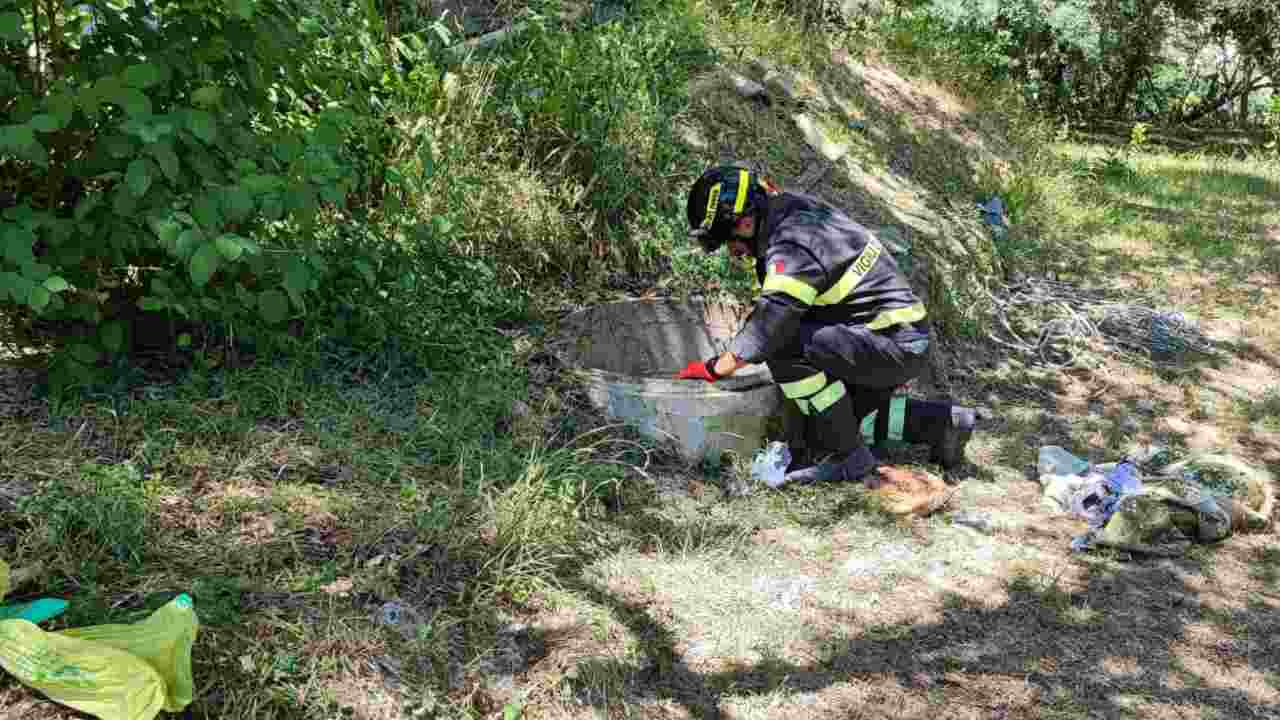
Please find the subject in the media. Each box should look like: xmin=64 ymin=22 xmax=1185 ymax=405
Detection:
xmin=751 ymin=441 xmax=792 ymax=489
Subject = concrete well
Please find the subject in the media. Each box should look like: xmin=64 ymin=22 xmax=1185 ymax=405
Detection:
xmin=555 ymin=298 xmax=789 ymax=463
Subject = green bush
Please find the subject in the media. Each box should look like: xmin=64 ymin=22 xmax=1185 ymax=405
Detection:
xmin=0 ymin=0 xmax=446 ymax=389
xmin=478 ymin=0 xmax=712 ymax=276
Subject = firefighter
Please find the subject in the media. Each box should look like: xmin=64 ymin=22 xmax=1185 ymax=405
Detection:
xmin=676 ymin=163 xmax=976 ymax=486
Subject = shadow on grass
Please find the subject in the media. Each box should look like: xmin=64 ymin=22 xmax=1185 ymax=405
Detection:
xmin=555 ymin=544 xmax=1278 ymax=719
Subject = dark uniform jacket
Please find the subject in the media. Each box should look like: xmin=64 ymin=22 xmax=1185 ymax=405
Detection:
xmin=728 ymin=190 xmax=927 ymax=364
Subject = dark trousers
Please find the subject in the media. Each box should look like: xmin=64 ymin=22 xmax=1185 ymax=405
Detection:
xmin=766 ymin=319 xmax=929 ymax=455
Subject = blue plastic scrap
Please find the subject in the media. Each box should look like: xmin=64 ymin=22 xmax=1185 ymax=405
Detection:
xmin=1105 ymin=461 xmax=1141 ymax=495
xmin=978 ymin=196 xmax=1009 ymax=232
xmin=1069 ymin=461 xmax=1142 ymax=551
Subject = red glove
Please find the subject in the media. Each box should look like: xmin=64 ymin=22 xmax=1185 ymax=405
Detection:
xmin=676 ymin=357 xmax=720 ymax=382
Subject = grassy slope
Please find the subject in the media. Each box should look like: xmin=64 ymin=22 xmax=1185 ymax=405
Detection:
xmin=2 ymin=5 xmax=1280 ymax=720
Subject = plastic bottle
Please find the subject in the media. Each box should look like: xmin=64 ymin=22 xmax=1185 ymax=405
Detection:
xmin=752 ymin=441 xmax=792 ymax=488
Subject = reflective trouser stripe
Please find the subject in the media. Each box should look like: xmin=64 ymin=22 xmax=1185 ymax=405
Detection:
xmin=781 ymin=373 xmax=847 ymax=416
xmin=780 ymin=372 xmax=827 ymax=399
xmin=809 ymin=380 xmax=847 ymax=413
xmin=860 ymin=394 xmax=907 ymax=444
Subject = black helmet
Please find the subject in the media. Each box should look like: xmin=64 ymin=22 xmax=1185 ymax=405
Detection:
xmin=686 ymin=164 xmax=772 ymax=253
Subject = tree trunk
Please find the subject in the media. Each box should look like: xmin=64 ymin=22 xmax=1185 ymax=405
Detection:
xmin=1113 ymin=54 xmax=1145 ymax=118
xmin=1238 ymin=60 xmax=1253 ymax=126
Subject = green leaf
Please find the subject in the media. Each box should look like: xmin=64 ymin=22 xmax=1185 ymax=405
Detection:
xmin=74 ymin=194 xmax=100 ymax=222
xmin=118 ymin=88 xmax=152 ymax=117
xmin=28 ymin=284 xmax=50 ymax=311
xmin=229 ymin=0 xmax=256 ymax=20
xmin=3 ymin=225 xmax=35 ymax=265
xmin=150 ymin=141 xmax=180 ymax=182
xmin=223 ymin=186 xmax=253 ymax=222
xmin=193 ymin=193 xmax=222 ymax=231
xmin=215 ymin=234 xmax=244 ymax=261
xmin=260 ymin=194 xmax=283 ymax=221
xmin=122 ymin=118 xmax=167 ymax=144
xmin=103 ymin=134 xmax=135 ymax=159
xmin=149 ymin=216 xmax=182 ymax=250
xmin=0 ymin=13 xmax=23 ymax=42
xmin=282 ymin=257 xmax=311 ymax=295
xmin=189 ymin=243 xmax=221 ymax=288
xmin=138 ymin=296 xmax=168 ymax=311
xmin=188 ymin=110 xmax=217 ymax=144
xmin=187 ymin=151 xmax=223 ymax=182
xmin=112 ymin=186 xmax=139 ymax=217
xmin=176 ymin=228 xmax=204 ymax=260
xmin=48 ymin=92 xmax=76 ymax=128
xmin=126 ymin=158 xmax=154 ymax=197
xmin=242 ymin=174 xmax=283 ymax=194
xmin=431 ymin=215 xmax=453 ymax=237
xmin=123 ymin=63 xmax=163 ymax=89
xmin=43 ymin=276 xmax=69 ymax=293
xmin=354 ymin=259 xmax=377 ymax=287
xmin=29 ymin=114 xmax=60 ymax=133
xmin=191 ymin=86 xmax=222 ymax=107
xmin=177 ymin=333 xmax=192 ymax=348
xmin=1 ymin=124 xmax=37 ymax=153
xmin=70 ymin=344 xmax=99 ymax=365
xmin=284 ymin=284 xmax=305 ymax=313
xmin=258 ymin=289 xmax=289 ymax=324
xmin=100 ymin=321 xmax=126 ymax=353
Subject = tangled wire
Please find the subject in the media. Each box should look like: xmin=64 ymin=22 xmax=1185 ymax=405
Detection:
xmin=984 ymin=277 xmax=1221 ymax=370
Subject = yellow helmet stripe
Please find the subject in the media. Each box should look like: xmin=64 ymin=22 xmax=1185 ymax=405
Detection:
xmin=701 ymin=182 xmax=721 ymax=228
xmin=733 ymin=169 xmax=749 ymax=214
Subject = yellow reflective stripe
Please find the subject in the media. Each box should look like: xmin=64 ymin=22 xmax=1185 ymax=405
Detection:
xmin=733 ymin=169 xmax=749 ymax=213
xmin=814 ymin=238 xmax=884 ymax=306
xmin=762 ymin=273 xmax=818 ymax=305
xmin=794 ymin=398 xmax=812 ymax=415
xmin=701 ymin=182 xmax=721 ymax=228
xmin=865 ymin=302 xmax=928 ymax=330
xmin=779 ymin=372 xmax=827 ymax=399
xmin=809 ymin=379 xmax=847 ymax=413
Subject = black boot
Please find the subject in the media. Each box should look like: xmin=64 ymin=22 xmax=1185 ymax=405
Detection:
xmin=782 ymin=389 xmax=878 ymax=485
xmin=901 ymin=398 xmax=976 ymax=469
xmin=784 ymin=445 xmax=877 ymax=485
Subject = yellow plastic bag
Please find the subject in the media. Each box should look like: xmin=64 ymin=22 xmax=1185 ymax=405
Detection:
xmin=62 ymin=594 xmax=199 ymax=713
xmin=0 ymin=618 xmax=168 ymax=720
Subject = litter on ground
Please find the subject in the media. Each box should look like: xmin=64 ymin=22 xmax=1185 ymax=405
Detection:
xmin=1037 ymin=444 xmax=1274 ymax=556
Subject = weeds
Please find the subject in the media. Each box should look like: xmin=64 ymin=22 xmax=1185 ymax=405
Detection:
xmin=19 ymin=462 xmax=149 ymax=574
xmin=1244 ymin=387 xmax=1280 ymax=428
